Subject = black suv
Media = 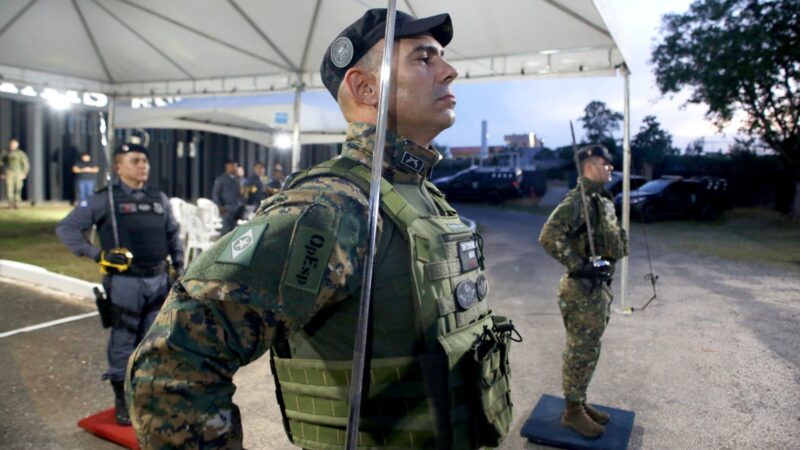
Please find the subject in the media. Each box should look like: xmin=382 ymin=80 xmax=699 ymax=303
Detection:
xmin=615 ymin=176 xmax=731 ymax=222
xmin=433 ymin=166 xmax=523 ymax=204
xmin=606 ymin=171 xmax=647 ymax=197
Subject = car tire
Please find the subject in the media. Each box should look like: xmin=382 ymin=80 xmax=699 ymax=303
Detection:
xmin=487 ymin=190 xmax=503 ymax=205
xmin=641 ymin=206 xmax=656 ymax=223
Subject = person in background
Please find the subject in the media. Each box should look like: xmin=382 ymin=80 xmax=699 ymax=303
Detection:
xmin=539 ymin=144 xmax=628 ymax=439
xmin=72 ymin=151 xmax=100 ymax=206
xmin=264 ymin=163 xmax=285 ymax=197
xmin=244 ymin=161 xmax=269 ymax=206
xmin=1 ymin=139 xmax=30 ymax=209
xmin=212 ymin=160 xmax=245 ymax=234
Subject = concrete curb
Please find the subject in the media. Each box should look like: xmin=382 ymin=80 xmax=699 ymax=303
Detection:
xmin=0 ymin=259 xmax=102 ymax=300
xmin=0 ymin=219 xmax=479 ymax=301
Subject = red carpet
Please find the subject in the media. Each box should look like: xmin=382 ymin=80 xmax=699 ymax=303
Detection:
xmin=77 ymin=408 xmax=140 ymax=449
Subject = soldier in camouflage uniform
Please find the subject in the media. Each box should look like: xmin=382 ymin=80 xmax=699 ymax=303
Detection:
xmin=538 ymin=144 xmax=628 ymax=438
xmin=128 ymin=9 xmax=515 ymax=450
xmin=1 ymin=139 xmax=30 ymax=208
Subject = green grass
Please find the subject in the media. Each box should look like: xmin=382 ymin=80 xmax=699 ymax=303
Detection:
xmin=642 ymin=208 xmax=800 ymax=271
xmin=503 ymin=198 xmax=800 ymax=271
xmin=0 ymin=203 xmax=101 ymax=282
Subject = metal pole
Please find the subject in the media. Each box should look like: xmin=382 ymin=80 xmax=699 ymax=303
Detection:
xmin=103 ymin=98 xmax=120 ymax=248
xmin=618 ymin=65 xmax=632 ymax=315
xmin=345 ymin=2 xmax=397 ymax=448
xmin=291 ymin=82 xmax=303 ymax=173
xmin=569 ymin=122 xmax=597 ymax=258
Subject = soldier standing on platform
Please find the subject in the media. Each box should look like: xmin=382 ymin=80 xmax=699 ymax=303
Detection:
xmin=539 ymin=144 xmax=628 ymax=438
xmin=56 ymin=142 xmax=184 ymax=426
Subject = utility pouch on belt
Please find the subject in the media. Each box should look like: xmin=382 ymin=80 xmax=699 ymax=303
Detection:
xmin=468 ymin=315 xmax=520 ymax=446
xmin=93 ymin=286 xmax=112 ymax=329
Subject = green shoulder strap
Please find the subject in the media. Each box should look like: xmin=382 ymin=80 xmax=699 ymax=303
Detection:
xmin=423 ymin=180 xmax=458 ymax=216
xmin=288 ymin=156 xmax=421 ymax=234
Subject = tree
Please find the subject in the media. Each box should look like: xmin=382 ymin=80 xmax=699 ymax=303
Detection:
xmin=632 ymin=115 xmax=678 ymax=170
xmin=578 ymin=100 xmax=624 ymax=144
xmin=651 ymin=0 xmax=799 ymax=210
xmin=685 ymin=137 xmax=705 ymax=155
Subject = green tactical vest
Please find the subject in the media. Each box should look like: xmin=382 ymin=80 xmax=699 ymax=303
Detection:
xmin=271 ymin=156 xmax=514 ymax=450
xmin=571 ymin=188 xmax=627 ymax=262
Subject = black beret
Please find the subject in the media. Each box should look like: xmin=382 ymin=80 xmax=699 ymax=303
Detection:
xmin=577 ymin=144 xmax=613 ymax=163
xmin=321 ymin=8 xmax=453 ymax=100
xmin=113 ymin=143 xmax=149 ymax=158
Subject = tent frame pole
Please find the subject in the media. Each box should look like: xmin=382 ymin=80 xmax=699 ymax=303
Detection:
xmin=291 ymin=81 xmax=303 ymax=173
xmin=617 ymin=64 xmax=632 ymax=315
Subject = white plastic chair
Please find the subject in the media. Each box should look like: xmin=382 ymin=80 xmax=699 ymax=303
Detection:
xmin=195 ymin=197 xmax=224 ymax=232
xmin=169 ymin=197 xmax=189 ymax=248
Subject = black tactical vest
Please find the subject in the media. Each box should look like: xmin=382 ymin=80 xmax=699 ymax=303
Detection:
xmin=97 ymin=185 xmax=169 ymax=266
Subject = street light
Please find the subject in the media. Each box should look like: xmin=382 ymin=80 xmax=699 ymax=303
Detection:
xmin=274 ymin=133 xmax=292 ymax=150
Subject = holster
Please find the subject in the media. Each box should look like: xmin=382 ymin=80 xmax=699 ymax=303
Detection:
xmin=93 ymin=286 xmax=113 ymax=328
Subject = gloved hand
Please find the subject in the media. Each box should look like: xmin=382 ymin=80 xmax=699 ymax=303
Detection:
xmin=96 ymin=248 xmax=133 ymax=274
xmin=573 ymin=258 xmax=613 ymax=281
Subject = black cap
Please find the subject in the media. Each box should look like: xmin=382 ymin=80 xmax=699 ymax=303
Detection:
xmin=114 ymin=143 xmax=149 ymax=159
xmin=577 ymin=144 xmax=613 ymax=163
xmin=321 ymin=9 xmax=453 ymax=100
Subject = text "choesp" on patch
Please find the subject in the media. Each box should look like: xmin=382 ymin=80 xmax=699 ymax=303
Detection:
xmin=295 ymin=234 xmax=325 ymax=285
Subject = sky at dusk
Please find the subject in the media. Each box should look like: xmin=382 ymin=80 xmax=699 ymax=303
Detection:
xmin=306 ymin=0 xmax=744 ymax=152
xmin=435 ymin=0 xmax=747 ymax=151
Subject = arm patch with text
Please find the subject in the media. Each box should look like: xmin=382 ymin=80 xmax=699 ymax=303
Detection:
xmin=283 ymin=225 xmax=335 ymax=294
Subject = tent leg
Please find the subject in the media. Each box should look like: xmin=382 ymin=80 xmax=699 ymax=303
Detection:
xmin=290 ymin=83 xmax=303 ymax=173
xmin=617 ymin=65 xmax=632 ymax=315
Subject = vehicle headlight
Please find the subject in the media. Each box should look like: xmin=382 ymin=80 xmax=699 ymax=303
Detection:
xmin=630 ymin=197 xmax=645 ymax=204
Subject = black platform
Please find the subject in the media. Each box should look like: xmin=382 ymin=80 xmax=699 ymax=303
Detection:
xmin=520 ymin=394 xmax=635 ymax=450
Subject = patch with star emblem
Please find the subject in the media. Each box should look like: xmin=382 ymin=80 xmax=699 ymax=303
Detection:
xmin=216 ymin=223 xmax=269 ymax=266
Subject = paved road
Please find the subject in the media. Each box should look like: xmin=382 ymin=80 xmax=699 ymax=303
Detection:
xmin=2 ymin=204 xmax=798 ymax=449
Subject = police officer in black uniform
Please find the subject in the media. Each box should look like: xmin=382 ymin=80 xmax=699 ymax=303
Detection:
xmin=56 ymin=142 xmax=184 ymax=426
xmin=211 ymin=159 xmax=245 ymax=234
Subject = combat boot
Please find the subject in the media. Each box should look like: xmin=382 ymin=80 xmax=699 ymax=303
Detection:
xmin=583 ymin=401 xmax=610 ymax=425
xmin=110 ymin=380 xmax=131 ymax=426
xmin=561 ymin=400 xmax=604 ymax=438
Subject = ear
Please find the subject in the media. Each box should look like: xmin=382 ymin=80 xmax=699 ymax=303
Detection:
xmin=342 ymin=67 xmax=379 ymax=107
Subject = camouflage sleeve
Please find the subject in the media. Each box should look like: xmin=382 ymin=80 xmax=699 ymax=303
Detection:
xmin=538 ymin=192 xmax=585 ymax=273
xmin=127 ymin=176 xmax=378 ymax=449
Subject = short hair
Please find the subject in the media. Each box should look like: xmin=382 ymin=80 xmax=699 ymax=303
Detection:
xmin=336 ymin=44 xmax=382 ymax=107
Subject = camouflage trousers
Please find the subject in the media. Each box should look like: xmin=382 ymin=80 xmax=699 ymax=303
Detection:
xmin=557 ymin=273 xmax=612 ymax=403
xmin=5 ymin=173 xmax=25 ymax=205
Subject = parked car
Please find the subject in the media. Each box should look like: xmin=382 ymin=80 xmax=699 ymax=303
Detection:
xmin=615 ymin=176 xmax=732 ymax=222
xmin=433 ymin=166 xmax=523 ymax=204
xmin=606 ymin=172 xmax=647 ymax=197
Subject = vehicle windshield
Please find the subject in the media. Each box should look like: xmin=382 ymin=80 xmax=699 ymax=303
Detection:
xmin=636 ymin=179 xmax=672 ymax=194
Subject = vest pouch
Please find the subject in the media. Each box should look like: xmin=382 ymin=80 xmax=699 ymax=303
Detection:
xmin=470 ymin=324 xmax=513 ymax=446
xmin=437 ymin=315 xmax=512 ymax=448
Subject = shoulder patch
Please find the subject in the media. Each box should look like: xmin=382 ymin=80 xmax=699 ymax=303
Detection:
xmin=216 ymin=223 xmax=269 ymax=266
xmin=283 ymin=225 xmax=335 ymax=294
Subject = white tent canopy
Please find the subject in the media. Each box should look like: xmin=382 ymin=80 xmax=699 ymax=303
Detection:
xmin=0 ymin=0 xmax=629 ymax=96
xmin=0 ymin=0 xmax=636 ymax=310
xmin=114 ymin=94 xmax=348 ymax=147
